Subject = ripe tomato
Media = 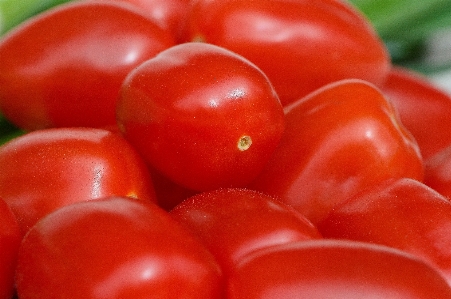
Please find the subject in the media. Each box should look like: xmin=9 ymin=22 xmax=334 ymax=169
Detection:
xmin=249 ymin=79 xmax=424 ymax=225
xmin=0 ymin=0 xmax=175 ymax=130
xmin=227 ymin=239 xmax=451 ymax=298
xmin=318 ymin=178 xmax=451 ymax=285
xmin=15 ymin=196 xmax=224 ymax=299
xmin=0 ymin=127 xmax=156 ymax=235
xmin=170 ymin=188 xmax=321 ymax=275
xmin=117 ymin=42 xmax=285 ymax=192
xmin=0 ymin=197 xmax=21 ymax=299
xmin=381 ymin=66 xmax=451 ymax=160
xmin=424 ymin=145 xmax=451 ymax=199
xmin=186 ymin=0 xmax=390 ymax=106
xmin=105 ymin=0 xmax=191 ymax=42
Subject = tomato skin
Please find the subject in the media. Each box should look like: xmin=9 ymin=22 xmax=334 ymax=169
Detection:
xmin=318 ymin=178 xmax=451 ymax=285
xmin=381 ymin=66 xmax=451 ymax=160
xmin=105 ymin=0 xmax=191 ymax=43
xmin=227 ymin=239 xmax=451 ymax=299
xmin=15 ymin=196 xmax=224 ymax=299
xmin=249 ymin=79 xmax=424 ymax=225
xmin=0 ymin=0 xmax=175 ymax=130
xmin=424 ymin=145 xmax=451 ymax=199
xmin=0 ymin=197 xmax=21 ymax=299
xmin=117 ymin=42 xmax=285 ymax=192
xmin=187 ymin=0 xmax=390 ymax=106
xmin=170 ymin=188 xmax=321 ymax=275
xmin=0 ymin=127 xmax=156 ymax=235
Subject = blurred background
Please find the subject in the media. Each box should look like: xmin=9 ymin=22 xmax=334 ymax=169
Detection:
xmin=1 ymin=0 xmax=451 ymax=143
xmin=349 ymin=0 xmax=451 ymax=94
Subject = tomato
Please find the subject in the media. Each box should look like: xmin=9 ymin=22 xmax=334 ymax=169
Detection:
xmin=381 ymin=66 xmax=451 ymax=160
xmin=0 ymin=0 xmax=175 ymax=130
xmin=227 ymin=239 xmax=451 ymax=298
xmin=0 ymin=127 xmax=156 ymax=235
xmin=117 ymin=42 xmax=285 ymax=192
xmin=249 ymin=79 xmax=424 ymax=225
xmin=186 ymin=0 xmax=390 ymax=106
xmin=15 ymin=196 xmax=224 ymax=299
xmin=104 ymin=0 xmax=191 ymax=43
xmin=318 ymin=178 xmax=451 ymax=285
xmin=170 ymin=188 xmax=321 ymax=275
xmin=0 ymin=197 xmax=21 ymax=299
xmin=424 ymin=145 xmax=451 ymax=199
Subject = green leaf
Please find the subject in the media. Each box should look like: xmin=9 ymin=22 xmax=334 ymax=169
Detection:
xmin=0 ymin=0 xmax=73 ymax=35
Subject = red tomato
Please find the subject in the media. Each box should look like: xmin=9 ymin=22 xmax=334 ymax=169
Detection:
xmin=249 ymin=79 xmax=424 ymax=225
xmin=318 ymin=178 xmax=451 ymax=285
xmin=227 ymin=239 xmax=451 ymax=298
xmin=381 ymin=66 xmax=451 ymax=160
xmin=424 ymin=145 xmax=451 ymax=199
xmin=117 ymin=42 xmax=285 ymax=192
xmin=186 ymin=0 xmax=390 ymax=106
xmin=15 ymin=196 xmax=224 ymax=299
xmin=0 ymin=198 xmax=21 ymax=299
xmin=170 ymin=188 xmax=321 ymax=275
xmin=105 ymin=0 xmax=191 ymax=42
xmin=0 ymin=127 xmax=156 ymax=235
xmin=0 ymin=0 xmax=175 ymax=130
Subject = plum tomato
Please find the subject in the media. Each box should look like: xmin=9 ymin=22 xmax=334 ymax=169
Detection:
xmin=425 ymin=145 xmax=451 ymax=199
xmin=0 ymin=127 xmax=156 ymax=236
xmin=0 ymin=0 xmax=175 ymax=130
xmin=381 ymin=66 xmax=451 ymax=160
xmin=318 ymin=178 xmax=451 ymax=285
xmin=249 ymin=79 xmax=424 ymax=225
xmin=227 ymin=239 xmax=451 ymax=298
xmin=170 ymin=188 xmax=321 ymax=275
xmin=15 ymin=196 xmax=224 ymax=299
xmin=117 ymin=42 xmax=285 ymax=192
xmin=0 ymin=197 xmax=21 ymax=299
xmin=104 ymin=0 xmax=191 ymax=43
xmin=186 ymin=0 xmax=390 ymax=106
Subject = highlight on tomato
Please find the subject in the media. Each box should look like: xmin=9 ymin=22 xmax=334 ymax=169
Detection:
xmin=0 ymin=127 xmax=156 ymax=235
xmin=249 ymin=79 xmax=424 ymax=225
xmin=117 ymin=42 xmax=285 ymax=192
xmin=0 ymin=0 xmax=175 ymax=130
xmin=186 ymin=0 xmax=390 ymax=106
xmin=15 ymin=196 xmax=224 ymax=299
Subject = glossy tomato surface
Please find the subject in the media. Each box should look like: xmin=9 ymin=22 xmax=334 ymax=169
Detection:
xmin=117 ymin=42 xmax=285 ymax=192
xmin=170 ymin=188 xmax=321 ymax=274
xmin=381 ymin=66 xmax=451 ymax=160
xmin=0 ymin=198 xmax=21 ymax=299
xmin=228 ymin=240 xmax=451 ymax=298
xmin=0 ymin=0 xmax=175 ymax=130
xmin=0 ymin=127 xmax=156 ymax=235
xmin=250 ymin=79 xmax=424 ymax=225
xmin=186 ymin=0 xmax=390 ymax=106
xmin=318 ymin=178 xmax=451 ymax=284
xmin=15 ymin=196 xmax=224 ymax=299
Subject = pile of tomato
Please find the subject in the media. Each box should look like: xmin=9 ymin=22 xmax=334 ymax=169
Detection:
xmin=2 ymin=0 xmax=451 ymax=298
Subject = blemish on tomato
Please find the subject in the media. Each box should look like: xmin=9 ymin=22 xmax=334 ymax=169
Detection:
xmin=238 ymin=135 xmax=252 ymax=151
